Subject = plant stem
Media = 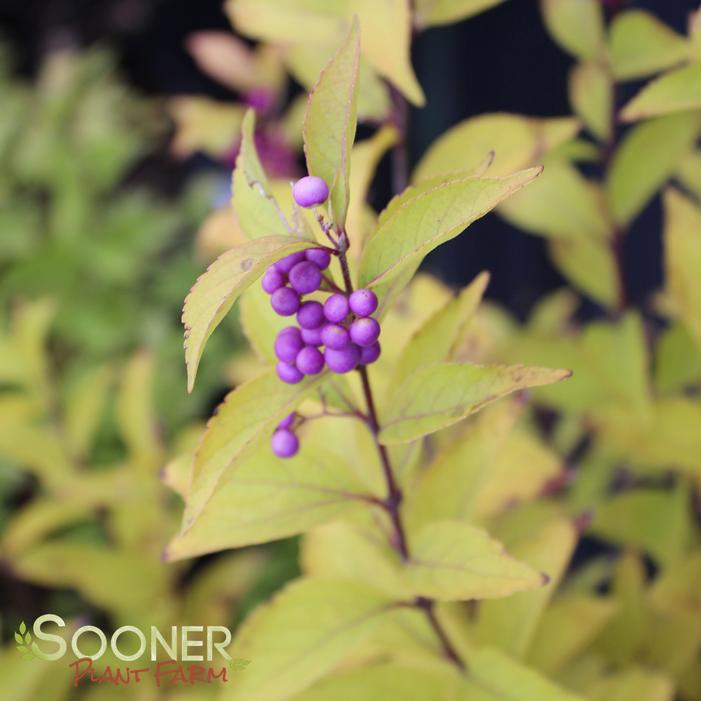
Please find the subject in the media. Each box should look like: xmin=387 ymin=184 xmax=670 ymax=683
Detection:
xmin=416 ymin=597 xmax=466 ymax=670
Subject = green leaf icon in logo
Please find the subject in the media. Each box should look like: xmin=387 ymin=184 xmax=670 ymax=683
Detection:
xmin=15 ymin=621 xmax=34 ymax=660
xmin=230 ymin=658 xmax=251 ymax=672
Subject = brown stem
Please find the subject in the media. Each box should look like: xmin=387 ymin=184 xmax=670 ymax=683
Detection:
xmin=416 ymin=597 xmax=466 ymax=671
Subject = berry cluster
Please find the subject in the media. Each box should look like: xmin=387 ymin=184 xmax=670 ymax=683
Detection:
xmin=264 ymin=175 xmax=382 ymax=458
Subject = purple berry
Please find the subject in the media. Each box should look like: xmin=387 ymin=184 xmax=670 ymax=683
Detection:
xmin=262 ymin=267 xmax=285 ymax=294
xmin=274 ymin=327 xmax=304 ymax=363
xmin=296 ymin=345 xmax=325 ymax=375
xmin=350 ymin=317 xmax=381 ymax=347
xmin=289 ymin=261 xmax=322 ymax=295
xmin=271 ymin=429 xmax=299 ymax=458
xmin=271 ymin=287 xmax=300 ymax=316
xmin=305 ymin=248 xmax=331 ymax=269
xmin=323 ymin=293 xmax=350 ymax=323
xmin=325 ymin=344 xmax=360 ymax=374
xmin=349 ymin=289 xmax=378 ymax=317
xmin=274 ymin=252 xmax=306 ymax=275
xmin=293 ymin=176 xmax=329 ymax=208
xmin=359 ymin=341 xmax=381 ymax=365
xmin=278 ymin=412 xmax=295 ymax=429
xmin=297 ymin=301 xmax=324 ymax=329
xmin=321 ymin=323 xmax=350 ymax=350
xmin=276 ymin=361 xmax=304 ymax=384
xmin=301 ymin=327 xmax=324 ymax=346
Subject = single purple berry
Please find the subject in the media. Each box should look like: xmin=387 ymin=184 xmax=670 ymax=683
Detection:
xmin=278 ymin=412 xmax=295 ymax=429
xmin=276 ymin=361 xmax=304 ymax=384
xmin=323 ymin=293 xmax=350 ymax=323
xmin=293 ymin=176 xmax=329 ymax=208
xmin=349 ymin=289 xmax=378 ymax=317
xmin=297 ymin=300 xmax=324 ymax=329
xmin=325 ymin=344 xmax=360 ymax=374
xmin=350 ymin=317 xmax=381 ymax=347
xmin=274 ymin=327 xmax=304 ymax=363
xmin=261 ymin=267 xmax=285 ymax=294
xmin=289 ymin=261 xmax=322 ymax=295
xmin=274 ymin=251 xmax=306 ymax=275
xmin=301 ymin=327 xmax=324 ymax=346
xmin=305 ymin=248 xmax=331 ymax=269
xmin=296 ymin=345 xmax=325 ymax=375
xmin=271 ymin=429 xmax=299 ymax=458
xmin=321 ymin=323 xmax=350 ymax=350
xmin=359 ymin=341 xmax=381 ymax=365
xmin=271 ymin=287 xmax=300 ymax=316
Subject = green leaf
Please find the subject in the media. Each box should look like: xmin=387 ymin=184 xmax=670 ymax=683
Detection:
xmin=393 ymin=271 xmax=489 ymax=384
xmin=359 ymin=168 xmax=542 ymax=289
xmin=413 ymin=113 xmax=578 ymax=181
xmin=414 ymin=0 xmax=505 ymax=29
xmin=177 ymin=369 xmax=326 ymax=534
xmin=19 ymin=622 xmax=26 ymax=635
xmin=463 ymin=647 xmax=584 ymax=701
xmin=379 ymin=361 xmax=571 ymax=444
xmin=540 ymin=0 xmax=605 ymax=61
xmin=586 ymin=669 xmax=674 ymax=701
xmin=663 ymin=188 xmax=701 ymax=348
xmin=606 ymin=113 xmax=701 ymax=225
xmin=303 ymin=19 xmax=360 ymax=229
xmin=568 ymin=62 xmax=611 ymax=142
xmin=14 ymin=633 xmax=23 ymax=645
xmin=621 ymin=64 xmax=701 ymax=121
xmin=609 ymin=10 xmax=688 ymax=81
xmin=166 ymin=418 xmax=373 ymax=559
xmin=183 ymin=235 xmax=314 ymax=392
xmin=403 ymin=520 xmax=544 ymax=602
xmin=225 ymin=578 xmax=393 ymax=701
xmin=233 ymin=110 xmax=292 ymax=240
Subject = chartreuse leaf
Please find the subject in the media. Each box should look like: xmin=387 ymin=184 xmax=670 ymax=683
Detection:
xmin=379 ymin=361 xmax=570 ymax=445
xmin=413 ymin=113 xmax=578 ymax=181
xmin=233 ymin=110 xmax=292 ymax=240
xmin=463 ymin=647 xmax=584 ymax=701
xmin=167 ymin=418 xmax=373 ymax=560
xmin=586 ymin=669 xmax=674 ymax=701
xmin=568 ymin=62 xmax=611 ymax=142
xmin=291 ymin=663 xmax=458 ymax=701
xmin=240 ymin=284 xmax=291 ymax=363
xmin=607 ymin=113 xmax=701 ymax=225
xmin=663 ymin=188 xmax=701 ymax=348
xmin=183 ymin=236 xmax=314 ymax=392
xmin=303 ymin=19 xmax=360 ymax=229
xmin=393 ymin=271 xmax=489 ymax=384
xmin=359 ymin=168 xmax=542 ymax=290
xmin=621 ymin=64 xmax=701 ymax=121
xmin=414 ymin=0 xmax=505 ymax=29
xmin=177 ymin=369 xmax=326 ymax=535
xmin=526 ymin=596 xmax=617 ymax=674
xmin=224 ymin=578 xmax=393 ymax=701
xmin=609 ymin=10 xmax=688 ymax=81
xmin=540 ymin=0 xmax=605 ymax=61
xmin=403 ymin=521 xmax=544 ymax=602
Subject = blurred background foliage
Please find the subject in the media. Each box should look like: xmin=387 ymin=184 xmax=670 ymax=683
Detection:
xmin=1 ymin=0 xmax=701 ymax=700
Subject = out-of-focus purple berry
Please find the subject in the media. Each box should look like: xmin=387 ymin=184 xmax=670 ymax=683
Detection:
xmin=289 ymin=261 xmax=322 ymax=295
xmin=271 ymin=428 xmax=299 ymax=458
xmin=296 ymin=345 xmax=325 ymax=375
xmin=262 ymin=267 xmax=285 ymax=294
xmin=271 ymin=287 xmax=300 ymax=316
xmin=349 ymin=289 xmax=378 ymax=317
xmin=301 ymin=327 xmax=324 ymax=346
xmin=274 ymin=251 xmax=306 ymax=275
xmin=276 ymin=361 xmax=304 ymax=384
xmin=278 ymin=412 xmax=295 ymax=429
xmin=321 ymin=323 xmax=350 ymax=350
xmin=274 ymin=327 xmax=304 ymax=363
xmin=323 ymin=293 xmax=350 ymax=323
xmin=359 ymin=342 xmax=381 ymax=365
xmin=293 ymin=176 xmax=329 ymax=208
xmin=350 ymin=317 xmax=381 ymax=347
xmin=325 ymin=344 xmax=360 ymax=374
xmin=305 ymin=248 xmax=331 ymax=269
xmin=245 ymin=86 xmax=275 ymax=114
xmin=297 ymin=300 xmax=324 ymax=329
